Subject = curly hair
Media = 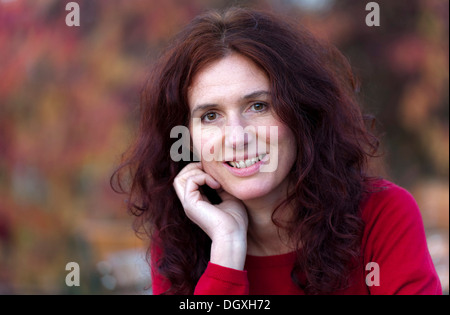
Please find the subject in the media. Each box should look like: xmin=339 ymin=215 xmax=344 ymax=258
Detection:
xmin=111 ymin=7 xmax=380 ymax=294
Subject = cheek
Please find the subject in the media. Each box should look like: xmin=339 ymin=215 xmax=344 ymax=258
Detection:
xmin=191 ymin=136 xmax=202 ymax=158
xmin=279 ymin=126 xmax=296 ymax=151
xmin=264 ymin=120 xmax=296 ymax=148
xmin=191 ymin=128 xmax=224 ymax=163
xmin=280 ymin=127 xmax=297 ymax=158
xmin=272 ymin=123 xmax=297 ymax=169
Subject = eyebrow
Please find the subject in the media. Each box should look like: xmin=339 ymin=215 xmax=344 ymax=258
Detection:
xmin=191 ymin=90 xmax=271 ymax=116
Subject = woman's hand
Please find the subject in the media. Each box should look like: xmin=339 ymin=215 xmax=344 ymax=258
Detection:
xmin=173 ymin=162 xmax=248 ymax=270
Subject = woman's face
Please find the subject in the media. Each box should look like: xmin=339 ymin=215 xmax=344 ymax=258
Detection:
xmin=187 ymin=53 xmax=297 ymax=201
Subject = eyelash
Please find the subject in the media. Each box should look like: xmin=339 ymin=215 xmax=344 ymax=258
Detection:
xmin=250 ymin=102 xmax=267 ymax=112
xmin=200 ymin=102 xmax=268 ymax=123
xmin=201 ymin=112 xmax=219 ymax=122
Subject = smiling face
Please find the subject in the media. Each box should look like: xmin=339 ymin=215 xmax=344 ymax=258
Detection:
xmin=187 ymin=53 xmax=297 ymax=202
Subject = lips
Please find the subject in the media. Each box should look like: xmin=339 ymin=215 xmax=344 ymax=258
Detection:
xmin=227 ymin=153 xmax=267 ymax=169
xmin=222 ymin=153 xmax=269 ymax=177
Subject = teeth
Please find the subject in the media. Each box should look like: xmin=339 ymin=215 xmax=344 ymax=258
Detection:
xmin=228 ymin=154 xmax=267 ymax=169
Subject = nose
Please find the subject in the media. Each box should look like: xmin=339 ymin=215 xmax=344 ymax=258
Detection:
xmin=224 ymin=115 xmax=256 ymax=151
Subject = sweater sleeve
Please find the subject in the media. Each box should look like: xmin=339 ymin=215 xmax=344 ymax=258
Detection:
xmin=150 ymin=240 xmax=249 ymax=295
xmin=194 ymin=262 xmax=249 ymax=295
xmin=361 ymin=181 xmax=442 ymax=295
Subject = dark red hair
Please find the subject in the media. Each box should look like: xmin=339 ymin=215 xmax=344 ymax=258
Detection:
xmin=112 ymin=7 xmax=379 ymax=294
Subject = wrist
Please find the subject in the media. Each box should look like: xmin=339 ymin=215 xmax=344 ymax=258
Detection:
xmin=210 ymin=238 xmax=247 ymax=271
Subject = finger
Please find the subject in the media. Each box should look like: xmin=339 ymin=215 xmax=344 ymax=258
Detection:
xmin=184 ymin=174 xmax=221 ymax=208
xmin=179 ymin=168 xmax=208 ymax=181
xmin=175 ymin=163 xmax=220 ymax=190
xmin=185 ymin=173 xmax=220 ymax=198
xmin=177 ymin=162 xmax=203 ymax=176
xmin=173 ymin=163 xmax=204 ymax=196
xmin=174 ymin=168 xmax=209 ymax=193
xmin=183 ymin=174 xmax=209 ymax=208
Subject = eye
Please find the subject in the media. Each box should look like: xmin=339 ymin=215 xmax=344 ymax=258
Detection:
xmin=201 ymin=111 xmax=219 ymax=122
xmin=250 ymin=102 xmax=267 ymax=112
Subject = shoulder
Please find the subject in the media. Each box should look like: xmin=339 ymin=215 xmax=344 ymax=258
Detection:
xmin=363 ymin=178 xmax=416 ymax=204
xmin=359 ymin=179 xmax=442 ymax=294
xmin=360 ymin=178 xmax=427 ymax=241
xmin=361 ymin=178 xmax=420 ymax=220
xmin=360 ymin=178 xmax=426 ymax=246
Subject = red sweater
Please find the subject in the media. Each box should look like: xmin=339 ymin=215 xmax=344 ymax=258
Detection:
xmin=151 ymin=180 xmax=442 ymax=295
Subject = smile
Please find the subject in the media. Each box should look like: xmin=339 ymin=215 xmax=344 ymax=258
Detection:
xmin=226 ymin=154 xmax=267 ymax=168
xmin=223 ymin=153 xmax=269 ymax=177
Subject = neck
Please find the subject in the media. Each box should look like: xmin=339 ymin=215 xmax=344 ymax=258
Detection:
xmin=243 ymin=182 xmax=296 ymax=256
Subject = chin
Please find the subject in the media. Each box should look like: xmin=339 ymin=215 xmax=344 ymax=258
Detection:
xmin=222 ymin=179 xmax=275 ymax=201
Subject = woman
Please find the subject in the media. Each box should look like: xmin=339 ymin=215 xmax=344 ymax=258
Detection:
xmin=112 ymin=7 xmax=441 ymax=294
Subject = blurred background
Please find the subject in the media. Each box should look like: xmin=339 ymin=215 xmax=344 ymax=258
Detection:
xmin=0 ymin=0 xmax=448 ymax=294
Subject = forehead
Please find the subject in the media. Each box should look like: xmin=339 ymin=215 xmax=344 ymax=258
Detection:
xmin=187 ymin=54 xmax=269 ymax=108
